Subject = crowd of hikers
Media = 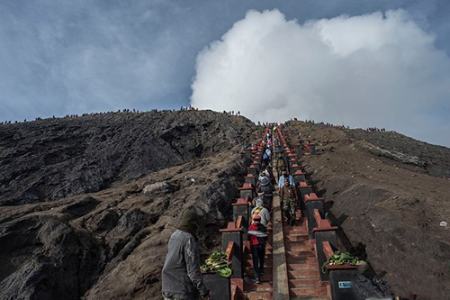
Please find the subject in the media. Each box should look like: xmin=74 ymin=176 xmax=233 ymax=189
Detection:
xmin=161 ymin=127 xmax=300 ymax=299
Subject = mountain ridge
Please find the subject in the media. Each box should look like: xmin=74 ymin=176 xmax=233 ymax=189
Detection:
xmin=0 ymin=110 xmax=449 ymax=299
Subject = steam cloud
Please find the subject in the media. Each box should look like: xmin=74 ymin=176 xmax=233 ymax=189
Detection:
xmin=191 ymin=9 xmax=450 ymax=146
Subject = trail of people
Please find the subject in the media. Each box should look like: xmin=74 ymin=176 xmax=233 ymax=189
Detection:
xmin=275 ymin=128 xmax=330 ymax=300
xmin=243 ymin=221 xmax=274 ymax=299
xmin=161 ymin=124 xmax=389 ymax=300
xmin=242 ymin=127 xmax=331 ymax=299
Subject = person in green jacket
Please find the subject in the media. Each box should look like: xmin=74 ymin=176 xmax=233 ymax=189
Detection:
xmin=280 ymin=180 xmax=297 ymax=226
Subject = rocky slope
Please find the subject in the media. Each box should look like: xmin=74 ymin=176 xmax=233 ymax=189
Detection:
xmin=284 ymin=121 xmax=450 ymax=299
xmin=0 ymin=110 xmax=253 ymax=205
xmin=0 ymin=110 xmax=255 ymax=299
xmin=2 ymin=111 xmax=449 ymax=300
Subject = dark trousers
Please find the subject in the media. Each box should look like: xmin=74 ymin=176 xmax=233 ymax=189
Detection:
xmin=263 ymin=194 xmax=273 ymax=210
xmin=251 ymin=243 xmax=265 ymax=279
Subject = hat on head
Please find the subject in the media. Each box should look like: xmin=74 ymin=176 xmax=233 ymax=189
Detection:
xmin=177 ymin=207 xmax=199 ymax=234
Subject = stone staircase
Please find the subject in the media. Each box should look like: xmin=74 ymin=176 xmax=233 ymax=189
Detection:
xmin=240 ymin=127 xmax=331 ymax=300
xmin=284 ymin=217 xmax=330 ymax=299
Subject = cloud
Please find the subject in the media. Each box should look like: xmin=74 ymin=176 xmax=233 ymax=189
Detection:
xmin=0 ymin=1 xmax=201 ymax=121
xmin=190 ymin=9 xmax=450 ymax=147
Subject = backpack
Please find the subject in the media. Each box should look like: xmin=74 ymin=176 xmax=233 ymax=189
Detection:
xmin=261 ymin=184 xmax=272 ymax=194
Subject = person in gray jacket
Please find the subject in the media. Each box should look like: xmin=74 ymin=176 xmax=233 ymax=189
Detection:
xmin=162 ymin=208 xmax=210 ymax=300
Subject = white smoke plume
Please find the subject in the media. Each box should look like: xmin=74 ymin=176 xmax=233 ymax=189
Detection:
xmin=190 ymin=9 xmax=450 ymax=146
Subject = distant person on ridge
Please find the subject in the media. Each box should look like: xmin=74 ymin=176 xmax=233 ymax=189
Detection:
xmin=162 ymin=208 xmax=210 ymax=300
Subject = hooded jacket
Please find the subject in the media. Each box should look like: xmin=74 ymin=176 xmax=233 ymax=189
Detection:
xmin=162 ymin=209 xmax=209 ymax=299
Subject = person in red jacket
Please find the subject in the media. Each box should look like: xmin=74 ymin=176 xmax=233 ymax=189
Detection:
xmin=248 ymin=215 xmax=267 ymax=284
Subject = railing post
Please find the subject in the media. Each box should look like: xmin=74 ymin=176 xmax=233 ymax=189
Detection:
xmin=322 ymin=241 xmax=365 ymax=300
xmin=293 ymin=169 xmax=305 ymax=182
xmin=239 ymin=183 xmax=255 ymax=201
xmin=304 ymin=193 xmax=324 ymax=238
xmin=329 ymin=269 xmax=359 ymax=300
xmin=252 ymin=160 xmax=261 ymax=172
xmin=305 ymin=143 xmax=316 ymax=155
xmin=313 ymin=210 xmax=338 ymax=281
xmin=232 ymin=198 xmax=250 ymax=229
xmin=243 ymin=146 xmax=254 ymax=164
xmin=203 ymin=274 xmax=231 ymax=300
xmin=298 ymin=181 xmax=312 ymax=200
xmin=220 ymin=222 xmax=244 ymax=279
xmin=289 ymin=156 xmax=297 ymax=165
xmin=293 ymin=143 xmax=304 ymax=157
xmin=244 ymin=173 xmax=256 ymax=186
xmin=248 ymin=163 xmax=258 ymax=176
xmin=290 ymin=163 xmax=300 ymax=174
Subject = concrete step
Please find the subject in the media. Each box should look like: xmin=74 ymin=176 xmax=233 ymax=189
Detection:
xmin=245 ymin=280 xmax=273 ymax=293
xmin=286 ymin=263 xmax=318 ymax=270
xmin=289 ymin=286 xmax=329 ymax=298
xmin=285 ymin=235 xmax=309 ymax=242
xmin=284 ymin=229 xmax=308 ymax=235
xmin=286 ymin=256 xmax=316 ymax=264
xmin=286 ymin=248 xmax=314 ymax=254
xmin=245 ymin=291 xmax=272 ymax=300
xmin=286 ymin=257 xmax=318 ymax=265
xmin=288 ymin=279 xmax=328 ymax=289
xmin=289 ymin=296 xmax=329 ymax=300
xmin=287 ymin=264 xmax=321 ymax=272
xmin=288 ymin=269 xmax=321 ymax=279
xmin=286 ymin=247 xmax=312 ymax=253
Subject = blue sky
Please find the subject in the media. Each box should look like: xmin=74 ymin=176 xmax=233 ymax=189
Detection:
xmin=1 ymin=1 xmax=449 ymax=146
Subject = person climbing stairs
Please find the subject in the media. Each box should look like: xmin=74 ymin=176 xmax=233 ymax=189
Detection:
xmin=243 ymin=221 xmax=274 ymax=299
